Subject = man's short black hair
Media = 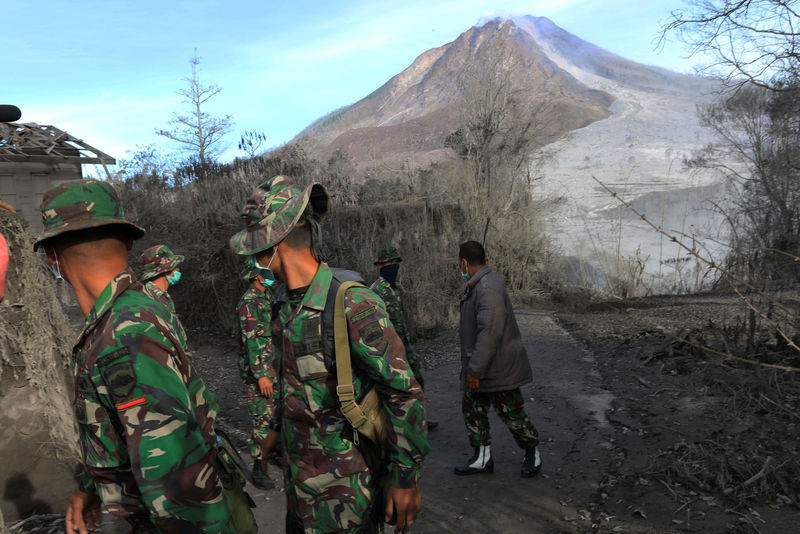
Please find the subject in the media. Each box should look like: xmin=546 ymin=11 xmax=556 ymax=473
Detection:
xmin=459 ymin=241 xmax=486 ymax=265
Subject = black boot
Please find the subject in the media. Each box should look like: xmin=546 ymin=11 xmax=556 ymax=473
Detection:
xmin=252 ymin=459 xmax=275 ymax=489
xmin=427 ymin=420 xmax=439 ymax=430
xmin=520 ymin=447 xmax=542 ymax=478
xmin=454 ymin=445 xmax=494 ymax=475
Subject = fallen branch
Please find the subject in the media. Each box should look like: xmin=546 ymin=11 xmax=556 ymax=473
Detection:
xmin=723 ymin=456 xmax=772 ymax=496
xmin=759 ymin=394 xmax=800 ymax=422
xmin=657 ymin=477 xmax=679 ymax=501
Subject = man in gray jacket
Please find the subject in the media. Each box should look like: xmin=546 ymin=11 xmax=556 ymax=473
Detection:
xmin=455 ymin=241 xmax=541 ymax=477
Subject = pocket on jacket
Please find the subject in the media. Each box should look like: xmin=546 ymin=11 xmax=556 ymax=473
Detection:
xmin=296 ymin=353 xmax=330 ymax=413
xmin=76 ymin=397 xmax=127 ymax=469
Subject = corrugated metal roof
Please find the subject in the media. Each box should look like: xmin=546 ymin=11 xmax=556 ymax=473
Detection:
xmin=0 ymin=122 xmax=115 ymax=165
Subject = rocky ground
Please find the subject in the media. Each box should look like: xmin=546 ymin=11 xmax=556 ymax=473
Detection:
xmin=7 ymin=293 xmax=800 ymax=533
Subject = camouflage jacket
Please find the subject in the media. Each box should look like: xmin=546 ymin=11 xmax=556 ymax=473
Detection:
xmin=142 ymin=281 xmax=188 ymax=349
xmin=236 ymin=285 xmax=275 ymax=383
xmin=270 ymin=264 xmax=429 ymax=497
xmin=73 ymin=269 xmax=233 ymax=533
xmin=369 ymin=276 xmax=413 ymax=355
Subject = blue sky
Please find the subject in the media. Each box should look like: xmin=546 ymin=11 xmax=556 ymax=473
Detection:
xmin=3 ymin=0 xmax=700 ymax=167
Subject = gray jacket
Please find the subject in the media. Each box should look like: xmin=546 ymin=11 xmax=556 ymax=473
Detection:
xmin=459 ymin=265 xmax=532 ymax=392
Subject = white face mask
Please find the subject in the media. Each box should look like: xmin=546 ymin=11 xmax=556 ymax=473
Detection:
xmin=50 ymin=248 xmax=64 ymax=281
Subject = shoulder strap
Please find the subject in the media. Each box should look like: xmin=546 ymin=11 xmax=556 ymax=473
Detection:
xmin=321 ymin=268 xmax=365 ymax=369
xmin=333 ymin=280 xmax=370 ymax=441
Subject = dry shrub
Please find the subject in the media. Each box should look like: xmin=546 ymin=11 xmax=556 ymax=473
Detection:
xmin=116 ymin=145 xmax=556 ymax=335
xmin=418 ymin=157 xmax=556 ymax=298
xmin=117 ymin=167 xmax=257 ymax=332
xmin=322 ymin=202 xmax=467 ymax=333
xmin=644 ymin=328 xmax=800 ymax=509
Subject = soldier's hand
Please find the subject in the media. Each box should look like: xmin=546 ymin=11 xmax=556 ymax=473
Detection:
xmin=385 ymin=485 xmax=421 ymax=533
xmin=257 ymin=376 xmax=273 ymax=397
xmin=66 ymin=489 xmax=101 ymax=534
xmin=466 ymin=374 xmax=480 ymax=391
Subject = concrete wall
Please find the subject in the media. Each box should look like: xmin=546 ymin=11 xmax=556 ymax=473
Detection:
xmin=0 ymin=162 xmax=82 ymax=235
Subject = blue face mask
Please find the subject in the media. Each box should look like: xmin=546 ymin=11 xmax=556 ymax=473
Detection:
xmin=255 ymin=250 xmax=276 ymax=287
xmin=379 ymin=263 xmax=400 ymax=288
xmin=166 ymin=271 xmax=182 ymax=286
xmin=460 ymin=261 xmax=471 ymax=281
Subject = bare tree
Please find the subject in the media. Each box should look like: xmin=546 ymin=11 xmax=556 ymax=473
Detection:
xmin=662 ymin=0 xmax=800 ymax=89
xmin=157 ymin=49 xmax=233 ymax=180
xmin=446 ymin=53 xmax=540 ymax=199
xmin=444 ymin=37 xmax=553 ymax=246
xmin=686 ymin=82 xmax=800 ymax=280
xmin=238 ymin=130 xmax=266 ymax=158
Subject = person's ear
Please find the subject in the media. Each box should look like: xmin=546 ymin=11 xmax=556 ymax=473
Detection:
xmin=45 ymin=246 xmax=57 ymax=266
xmin=124 ymin=237 xmax=134 ymax=252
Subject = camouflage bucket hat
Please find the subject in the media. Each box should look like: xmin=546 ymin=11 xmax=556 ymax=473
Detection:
xmin=140 ymin=244 xmax=184 ymax=281
xmin=374 ymin=246 xmax=402 ymax=264
xmin=229 ymin=176 xmax=328 ymax=255
xmin=256 ymin=174 xmax=292 ymax=193
xmin=33 ymin=179 xmax=145 ymax=250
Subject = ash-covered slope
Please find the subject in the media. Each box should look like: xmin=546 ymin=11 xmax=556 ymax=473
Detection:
xmin=296 ymin=18 xmax=615 ymax=166
xmin=516 ymin=15 xmax=726 ymax=287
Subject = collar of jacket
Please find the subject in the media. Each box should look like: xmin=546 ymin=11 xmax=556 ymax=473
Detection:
xmin=462 ymin=265 xmax=492 ymax=300
xmin=275 ymin=262 xmax=330 ymax=313
xmin=467 ymin=265 xmax=491 ymax=288
xmin=73 ymin=268 xmax=137 ymax=352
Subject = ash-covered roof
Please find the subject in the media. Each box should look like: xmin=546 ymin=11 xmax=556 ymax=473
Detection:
xmin=0 ymin=122 xmax=115 ymax=165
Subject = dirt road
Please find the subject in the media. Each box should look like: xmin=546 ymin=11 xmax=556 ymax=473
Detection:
xmin=199 ymin=308 xmax=672 ymax=533
xmin=412 ymin=309 xmax=615 ymax=533
xmin=33 ymin=298 xmax=799 ymax=534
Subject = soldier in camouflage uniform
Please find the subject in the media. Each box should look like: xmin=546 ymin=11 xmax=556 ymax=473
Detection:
xmin=34 ymin=179 xmax=247 ymax=534
xmin=230 ymin=176 xmax=430 ymax=533
xmin=140 ymin=244 xmax=188 ymax=346
xmin=236 ymin=260 xmax=277 ymax=490
xmin=139 ymin=244 xmax=183 ymax=310
xmin=370 ymin=246 xmax=437 ymax=430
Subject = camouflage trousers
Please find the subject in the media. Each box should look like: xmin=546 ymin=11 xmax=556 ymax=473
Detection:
xmin=282 ymin=438 xmax=386 ymax=534
xmin=243 ymin=379 xmax=272 ymax=460
xmin=283 ymin=464 xmax=382 ymax=534
xmin=461 ymin=388 xmax=539 ymax=450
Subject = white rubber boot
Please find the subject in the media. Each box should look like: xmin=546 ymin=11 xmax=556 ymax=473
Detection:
xmin=454 ymin=445 xmax=494 ymax=475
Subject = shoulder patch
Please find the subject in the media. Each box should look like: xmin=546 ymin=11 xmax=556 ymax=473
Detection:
xmin=351 ymin=308 xmax=378 ymax=324
xmin=100 ymin=349 xmax=137 ymax=398
xmin=359 ymin=321 xmax=384 ymax=347
xmin=95 ymin=347 xmax=128 ymax=368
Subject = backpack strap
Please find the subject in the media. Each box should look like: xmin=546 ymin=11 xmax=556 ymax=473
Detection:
xmin=333 ymin=280 xmax=369 ymax=444
xmin=321 ymin=268 xmax=364 ymax=370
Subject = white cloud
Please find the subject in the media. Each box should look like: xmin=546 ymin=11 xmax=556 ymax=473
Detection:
xmin=284 ymin=37 xmax=390 ymax=62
